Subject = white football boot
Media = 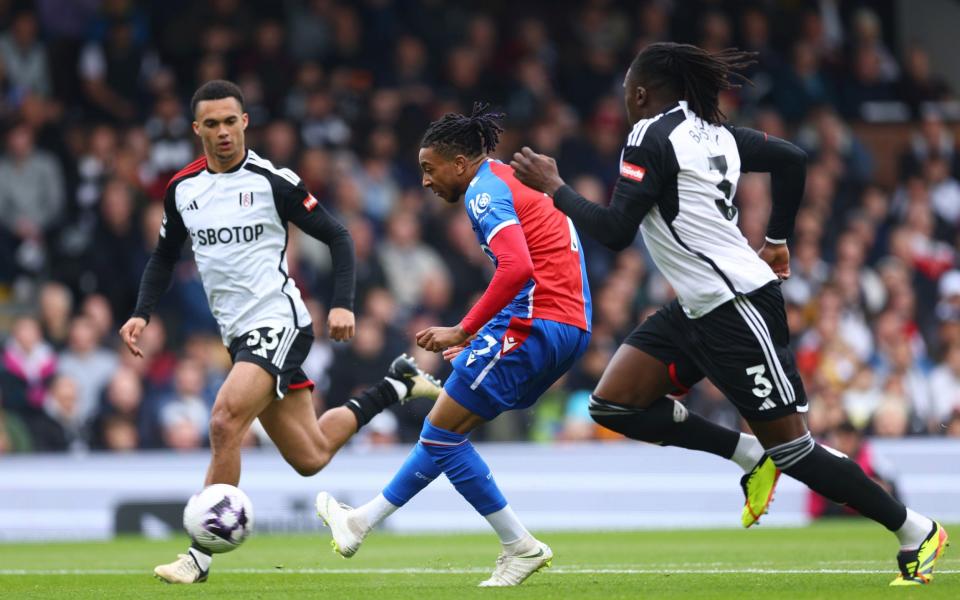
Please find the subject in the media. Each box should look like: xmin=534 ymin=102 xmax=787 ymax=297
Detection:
xmin=478 ymin=540 xmax=553 ymax=587
xmin=153 ymin=553 xmax=208 ymax=584
xmin=316 ymin=491 xmax=367 ymax=558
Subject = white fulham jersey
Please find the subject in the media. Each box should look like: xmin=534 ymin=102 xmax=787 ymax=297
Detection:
xmin=622 ymin=101 xmax=777 ymax=317
xmin=155 ymin=150 xmax=352 ymax=344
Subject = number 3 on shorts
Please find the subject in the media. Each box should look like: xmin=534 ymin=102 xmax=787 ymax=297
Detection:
xmin=746 ymin=364 xmax=773 ymax=398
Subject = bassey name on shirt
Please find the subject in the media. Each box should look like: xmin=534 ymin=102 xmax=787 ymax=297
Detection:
xmin=190 ymin=224 xmax=266 ymax=246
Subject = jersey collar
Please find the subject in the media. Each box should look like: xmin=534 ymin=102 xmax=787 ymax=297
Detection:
xmin=469 ymin=158 xmax=493 ymax=188
xmin=206 ymin=149 xmax=249 ymax=174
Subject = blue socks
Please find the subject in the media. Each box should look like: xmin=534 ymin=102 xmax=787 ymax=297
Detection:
xmin=382 ymin=440 xmax=442 ymax=507
xmin=382 ymin=419 xmax=507 ymax=516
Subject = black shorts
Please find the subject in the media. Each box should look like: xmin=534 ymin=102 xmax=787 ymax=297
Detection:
xmin=227 ymin=325 xmax=315 ymax=399
xmin=625 ymin=282 xmax=807 ymax=421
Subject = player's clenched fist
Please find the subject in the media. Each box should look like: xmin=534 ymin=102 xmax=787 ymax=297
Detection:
xmin=416 ymin=324 xmax=469 ymax=353
xmin=327 ymin=307 xmax=355 ymax=341
xmin=119 ymin=316 xmax=148 ymax=357
xmin=758 ymin=242 xmax=791 ymax=280
xmin=510 ymin=146 xmax=565 ymax=197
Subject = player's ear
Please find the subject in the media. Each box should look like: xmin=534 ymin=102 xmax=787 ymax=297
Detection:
xmin=192 ymin=121 xmax=200 ymax=136
xmin=635 ymin=85 xmax=648 ymax=107
xmin=454 ymin=154 xmax=468 ymax=174
xmin=241 ymin=112 xmax=249 ymax=130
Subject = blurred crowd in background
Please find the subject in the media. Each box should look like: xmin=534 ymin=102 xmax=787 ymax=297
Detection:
xmin=2 ymin=0 xmax=960 ymax=456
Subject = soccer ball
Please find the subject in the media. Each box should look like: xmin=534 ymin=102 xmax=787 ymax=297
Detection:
xmin=183 ymin=484 xmax=254 ymax=554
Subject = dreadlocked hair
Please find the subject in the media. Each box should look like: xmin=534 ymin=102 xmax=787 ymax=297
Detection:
xmin=630 ymin=42 xmax=757 ymax=124
xmin=420 ymin=102 xmax=505 ymax=158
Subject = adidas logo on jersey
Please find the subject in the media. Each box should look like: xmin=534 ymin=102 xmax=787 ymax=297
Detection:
xmin=183 ymin=199 xmax=199 ymax=211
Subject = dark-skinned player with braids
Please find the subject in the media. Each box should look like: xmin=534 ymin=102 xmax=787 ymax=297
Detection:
xmin=316 ymin=104 xmax=592 ymax=587
xmin=511 ymin=42 xmax=947 ymax=586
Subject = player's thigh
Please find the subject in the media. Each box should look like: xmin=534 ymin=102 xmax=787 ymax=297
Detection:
xmin=594 ymin=345 xmax=675 ymax=407
xmin=692 ymin=288 xmax=807 ymax=421
xmin=604 ymin=306 xmax=703 ymax=407
xmin=427 ymin=390 xmax=488 ymax=435
xmin=258 ymin=386 xmax=325 ymax=462
xmin=212 ymin=361 xmax=276 ymax=434
xmin=445 ymin=318 xmax=587 ymax=421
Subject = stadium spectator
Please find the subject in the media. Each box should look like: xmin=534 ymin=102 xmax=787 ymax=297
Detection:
xmin=0 ymin=10 xmax=51 ymax=98
xmin=896 ymin=47 xmax=953 ymax=118
xmin=57 ymin=315 xmax=118 ymax=427
xmin=79 ymin=17 xmax=159 ymax=123
xmin=37 ymin=281 xmax=73 ymax=349
xmin=899 ymin=111 xmax=960 ymax=182
xmin=0 ymin=122 xmax=65 ymax=282
xmin=158 ymin=358 xmax=210 ymax=451
xmin=378 ymin=209 xmax=448 ymax=314
xmin=928 ymin=343 xmax=960 ymax=430
xmin=773 ymin=41 xmax=835 ymax=123
xmin=89 ymin=366 xmax=145 ymax=450
xmin=43 ymin=374 xmax=83 ymax=451
xmin=0 ymin=316 xmax=58 ymax=447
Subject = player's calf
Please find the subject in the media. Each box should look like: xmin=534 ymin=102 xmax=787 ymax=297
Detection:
xmin=767 ymin=432 xmax=946 ymax=583
xmin=343 ymin=354 xmax=442 ymax=428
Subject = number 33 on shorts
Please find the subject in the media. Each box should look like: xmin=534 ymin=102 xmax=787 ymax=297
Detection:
xmin=246 ymin=327 xmax=285 ymax=360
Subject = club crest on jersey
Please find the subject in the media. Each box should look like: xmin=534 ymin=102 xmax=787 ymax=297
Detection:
xmin=469 ymin=192 xmax=491 ymax=218
xmin=620 ymin=161 xmax=646 ymax=182
xmin=239 ymin=192 xmax=254 ymax=207
xmin=303 ymin=194 xmax=318 ymax=211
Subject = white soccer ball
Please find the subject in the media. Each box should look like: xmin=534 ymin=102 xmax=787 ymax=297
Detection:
xmin=183 ymin=484 xmax=254 ymax=554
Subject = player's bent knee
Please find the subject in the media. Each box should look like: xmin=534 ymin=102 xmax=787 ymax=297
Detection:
xmin=289 ymin=452 xmax=329 ymax=477
xmin=588 ymin=395 xmax=686 ymax=443
xmin=208 ymin=408 xmax=244 ymax=448
xmin=591 ymin=385 xmax=659 ymax=409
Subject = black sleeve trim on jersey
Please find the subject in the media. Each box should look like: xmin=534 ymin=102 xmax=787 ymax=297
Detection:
xmin=726 ymin=126 xmax=807 ymax=241
xmin=131 ymin=181 xmax=189 ymax=322
xmin=553 ymin=122 xmax=675 ymax=251
xmin=247 ymin=164 xmax=357 ymax=311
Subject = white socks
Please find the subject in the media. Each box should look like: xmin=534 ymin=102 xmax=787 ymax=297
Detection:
xmin=385 ymin=377 xmax=408 ymax=402
xmin=895 ymin=508 xmax=934 ymax=550
xmin=485 ymin=505 xmax=534 ymax=553
xmin=188 ymin=547 xmax=212 ymax=571
xmin=351 ymin=493 xmax=399 ymax=531
xmin=731 ymin=433 xmax=766 ymax=473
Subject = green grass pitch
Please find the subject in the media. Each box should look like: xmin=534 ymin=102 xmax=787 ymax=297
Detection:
xmin=1 ymin=521 xmax=956 ymax=599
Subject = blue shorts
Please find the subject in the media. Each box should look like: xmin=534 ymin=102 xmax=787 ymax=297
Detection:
xmin=444 ymin=315 xmax=590 ymax=420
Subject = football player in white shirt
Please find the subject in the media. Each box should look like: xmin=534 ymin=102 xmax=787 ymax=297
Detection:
xmin=119 ymin=81 xmax=441 ymax=583
xmin=512 ymin=42 xmax=946 ymax=586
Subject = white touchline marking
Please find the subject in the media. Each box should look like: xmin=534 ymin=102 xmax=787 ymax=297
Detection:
xmin=0 ymin=567 xmax=957 ymax=576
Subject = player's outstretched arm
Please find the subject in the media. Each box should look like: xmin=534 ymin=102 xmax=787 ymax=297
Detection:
xmin=511 ymin=146 xmax=656 ymax=251
xmin=123 ymin=187 xmax=187 ymax=356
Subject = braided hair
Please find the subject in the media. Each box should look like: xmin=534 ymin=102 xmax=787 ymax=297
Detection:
xmin=420 ymin=102 xmax=505 ymax=158
xmin=629 ymin=42 xmax=757 ymax=124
